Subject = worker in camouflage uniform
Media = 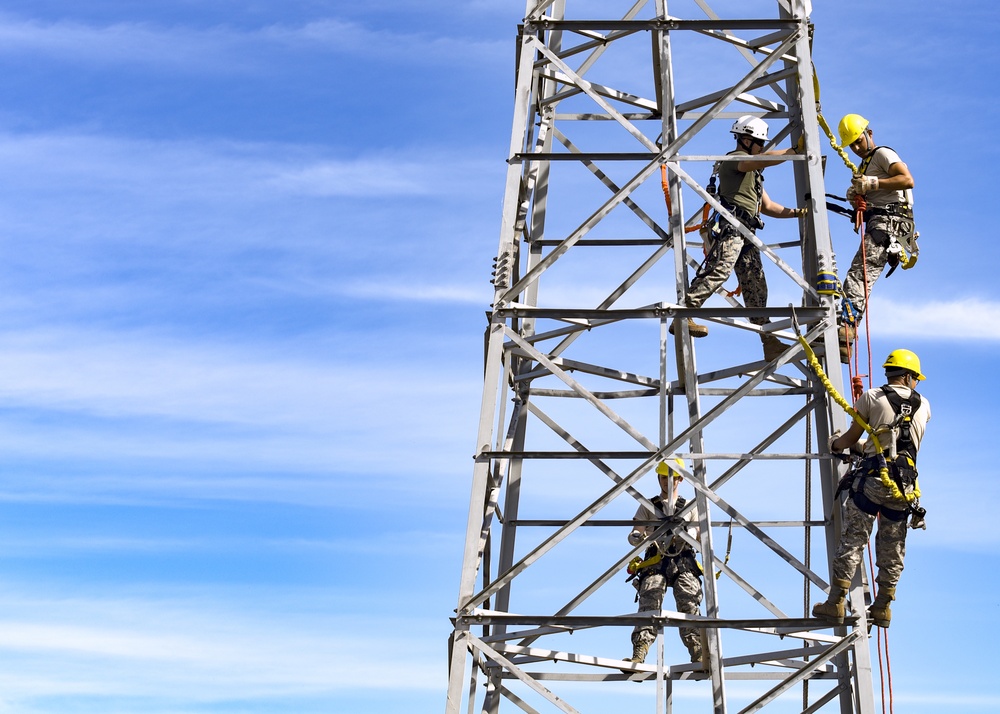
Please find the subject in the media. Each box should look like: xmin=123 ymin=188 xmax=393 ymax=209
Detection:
xmin=625 ymin=459 xmax=704 ymax=665
xmin=837 ymin=113 xmax=918 ymax=363
xmin=673 ymin=115 xmax=805 ymax=362
xmin=813 ymin=349 xmax=930 ymax=628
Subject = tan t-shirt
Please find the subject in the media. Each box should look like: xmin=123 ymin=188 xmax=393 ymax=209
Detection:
xmin=854 ymin=383 xmax=930 ymax=457
xmin=860 ymin=146 xmax=914 ymax=208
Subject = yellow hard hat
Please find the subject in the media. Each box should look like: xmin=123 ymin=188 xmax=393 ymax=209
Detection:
xmin=838 ymin=113 xmax=869 ymax=148
xmin=883 ymin=349 xmax=925 ymax=380
xmin=655 ymin=458 xmax=685 ymax=476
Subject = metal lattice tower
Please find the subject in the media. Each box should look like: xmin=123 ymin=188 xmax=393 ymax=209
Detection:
xmin=446 ymin=1 xmax=879 ymax=711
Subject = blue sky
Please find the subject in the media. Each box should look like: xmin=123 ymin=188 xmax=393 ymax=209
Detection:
xmin=0 ymin=1 xmax=996 ymax=712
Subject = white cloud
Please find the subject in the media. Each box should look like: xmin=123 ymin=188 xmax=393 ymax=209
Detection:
xmin=0 ymin=15 xmax=248 ymax=71
xmin=0 ymin=14 xmax=505 ymax=72
xmin=0 ymin=326 xmax=479 ymax=492
xmin=874 ymin=296 xmax=1000 ymax=340
xmin=336 ymin=280 xmax=489 ymax=304
xmin=0 ymin=328 xmax=339 ymax=427
xmin=0 ymin=587 xmax=443 ymax=702
xmin=0 ymin=131 xmax=497 ymax=203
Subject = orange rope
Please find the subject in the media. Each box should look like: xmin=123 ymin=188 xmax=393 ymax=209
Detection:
xmin=661 ymin=165 xmax=712 ymax=234
xmin=693 ymin=202 xmax=709 ymax=234
xmin=851 ymin=376 xmax=864 ymax=404
xmin=661 ymin=164 xmax=673 ymax=216
xmin=853 ymin=194 xmax=867 ymax=234
xmin=662 ymin=164 xmax=739 ymax=294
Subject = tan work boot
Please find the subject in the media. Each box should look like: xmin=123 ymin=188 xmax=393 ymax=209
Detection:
xmin=838 ymin=325 xmax=856 ymax=364
xmin=812 ymin=578 xmax=851 ymax=624
xmin=669 ymin=318 xmax=708 ymax=338
xmin=628 ymin=640 xmax=649 ymax=664
xmin=687 ymin=639 xmax=703 ymax=665
xmin=868 ymin=587 xmax=895 ymax=628
xmin=761 ymin=333 xmax=784 ymax=362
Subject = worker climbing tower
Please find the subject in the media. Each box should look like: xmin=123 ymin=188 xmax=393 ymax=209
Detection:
xmin=446 ymin=1 xmax=880 ymax=711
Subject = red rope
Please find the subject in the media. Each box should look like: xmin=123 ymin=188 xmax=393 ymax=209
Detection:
xmin=857 ymin=212 xmax=894 ymax=712
xmin=866 ymin=546 xmax=888 ymax=714
xmin=885 ymin=629 xmax=895 ymax=714
xmin=855 ymin=200 xmax=873 ymax=393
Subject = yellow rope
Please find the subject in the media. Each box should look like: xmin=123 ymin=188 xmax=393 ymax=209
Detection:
xmin=812 ymin=69 xmax=858 ymax=173
xmin=816 ymin=112 xmax=858 ymax=173
xmin=795 ymin=333 xmax=920 ymax=504
xmin=814 ymin=100 xmax=916 ymax=270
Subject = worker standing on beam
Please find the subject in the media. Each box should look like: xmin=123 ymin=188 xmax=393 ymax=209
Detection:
xmin=624 ymin=459 xmax=705 ymax=666
xmin=672 ymin=115 xmax=805 ymax=362
xmin=837 ymin=113 xmax=918 ymax=363
xmin=813 ymin=349 xmax=931 ymax=628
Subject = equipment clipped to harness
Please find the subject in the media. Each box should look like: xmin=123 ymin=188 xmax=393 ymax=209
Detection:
xmin=835 ymin=451 xmax=924 ymax=529
xmin=831 ymin=383 xmax=927 ymax=529
xmin=625 ymin=496 xmax=703 ymax=594
xmin=824 ymin=194 xmax=856 ymax=221
xmin=885 ymin=238 xmax=903 ymax=277
xmin=790 ymin=311 xmax=926 ymax=528
xmin=841 ymin=296 xmax=861 ymax=328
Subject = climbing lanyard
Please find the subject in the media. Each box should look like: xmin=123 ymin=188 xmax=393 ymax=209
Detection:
xmin=790 ymin=312 xmax=921 ymax=506
xmin=660 ymin=164 xmax=710 ymax=236
xmin=814 ymin=64 xmax=901 ymax=714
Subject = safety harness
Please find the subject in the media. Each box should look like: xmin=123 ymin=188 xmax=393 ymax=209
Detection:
xmin=696 ymin=154 xmax=765 ymax=296
xmin=835 ymin=385 xmax=926 ymax=526
xmin=625 ymin=495 xmax=702 ymax=597
xmin=855 ymin=145 xmax=918 ymax=276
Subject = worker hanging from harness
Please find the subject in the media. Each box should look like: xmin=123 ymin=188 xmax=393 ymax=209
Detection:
xmin=814 ymin=349 xmax=931 ymax=629
xmin=623 ymin=459 xmax=705 ymax=667
xmin=671 ymin=116 xmax=806 ymax=362
xmin=835 ymin=114 xmax=919 ymax=363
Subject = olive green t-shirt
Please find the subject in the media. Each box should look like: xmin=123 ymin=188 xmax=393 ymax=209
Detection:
xmin=718 ymin=149 xmax=763 ymax=216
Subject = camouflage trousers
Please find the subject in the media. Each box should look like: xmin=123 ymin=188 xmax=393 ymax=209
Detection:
xmin=687 ymin=225 xmax=768 ymax=326
xmin=632 ymin=571 xmax=703 ymax=655
xmin=842 ymin=214 xmax=916 ymax=320
xmin=830 ymin=476 xmax=910 ymax=591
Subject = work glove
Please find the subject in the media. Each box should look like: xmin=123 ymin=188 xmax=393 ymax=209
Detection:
xmin=628 ymin=530 xmax=644 ymax=546
xmin=792 ymin=207 xmax=808 ymax=218
xmin=828 ymin=431 xmax=843 ymax=453
xmin=845 ymin=185 xmax=857 ymax=201
xmin=851 ymin=174 xmax=879 ymax=194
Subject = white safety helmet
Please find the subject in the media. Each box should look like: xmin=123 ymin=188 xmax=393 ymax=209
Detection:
xmin=731 ymin=115 xmax=768 ymax=142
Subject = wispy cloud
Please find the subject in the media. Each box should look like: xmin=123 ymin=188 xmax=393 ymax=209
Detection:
xmin=0 ymin=586 xmax=443 ymax=702
xmin=336 ymin=280 xmax=490 ymax=304
xmin=872 ymin=296 xmax=1000 ymax=340
xmin=0 ymin=326 xmax=479 ymax=492
xmin=0 ymin=131 xmax=497 ymax=203
xmin=0 ymin=14 xmax=505 ymax=72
